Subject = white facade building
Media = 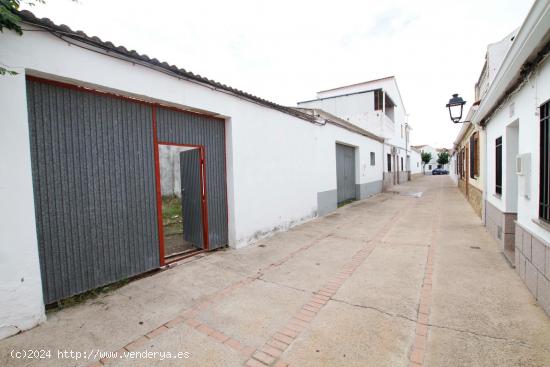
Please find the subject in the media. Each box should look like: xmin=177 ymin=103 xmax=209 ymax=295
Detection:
xmin=473 ymin=0 xmax=550 ymax=315
xmin=297 ymin=76 xmax=412 ymax=188
xmin=0 ymin=11 xmax=392 ymax=339
xmin=410 ymin=147 xmax=423 ymax=176
xmin=411 ymin=145 xmax=450 ymax=173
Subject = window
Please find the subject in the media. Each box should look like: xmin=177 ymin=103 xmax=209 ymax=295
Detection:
xmin=387 ymin=153 xmax=392 ymax=172
xmin=540 ymin=101 xmax=550 ymax=222
xmin=463 ymin=148 xmax=467 ymax=179
xmin=469 ymin=134 xmax=475 ymax=178
xmin=474 ymin=132 xmax=479 ymax=177
xmin=401 ymin=157 xmax=404 ymax=171
xmin=374 ymin=90 xmax=383 ymax=111
xmin=429 ymin=164 xmax=432 ymax=170
xmin=370 ymin=152 xmax=375 ymax=166
xmin=495 ymin=137 xmax=503 ymax=195
xmin=459 ymin=149 xmax=464 ymax=179
xmin=469 ymin=132 xmax=479 ymax=178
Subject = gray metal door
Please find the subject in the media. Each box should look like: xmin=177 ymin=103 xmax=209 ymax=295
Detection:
xmin=336 ymin=144 xmax=356 ymax=203
xmin=27 ymin=79 xmax=159 ymax=304
xmin=157 ymin=107 xmax=228 ymax=250
xmin=179 ymin=149 xmax=204 ymax=249
xmin=26 ymin=78 xmax=229 ymax=304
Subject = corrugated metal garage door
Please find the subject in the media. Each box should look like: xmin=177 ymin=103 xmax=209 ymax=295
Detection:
xmin=27 ymin=78 xmax=228 ymax=303
xmin=27 ymin=79 xmax=159 ymax=304
xmin=336 ymin=143 xmax=356 ymax=204
xmin=157 ymin=107 xmax=228 ymax=250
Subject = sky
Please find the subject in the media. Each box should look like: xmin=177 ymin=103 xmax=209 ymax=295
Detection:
xmin=21 ymin=0 xmax=534 ymax=148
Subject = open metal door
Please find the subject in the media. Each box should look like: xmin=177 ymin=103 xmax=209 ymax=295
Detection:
xmin=179 ymin=149 xmax=205 ymax=249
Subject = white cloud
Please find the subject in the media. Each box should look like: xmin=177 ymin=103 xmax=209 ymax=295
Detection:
xmin=21 ymin=0 xmax=534 ymax=148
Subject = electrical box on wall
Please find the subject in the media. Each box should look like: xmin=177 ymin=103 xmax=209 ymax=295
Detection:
xmin=516 ymin=153 xmax=531 ymax=199
xmin=516 ymin=155 xmax=523 ymax=175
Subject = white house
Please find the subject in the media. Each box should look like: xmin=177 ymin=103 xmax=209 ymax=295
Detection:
xmin=472 ymin=0 xmax=550 ymax=315
xmin=297 ymin=76 xmax=412 ymax=189
xmin=0 ymin=11 xmax=388 ymax=339
xmin=410 ymin=147 xmax=423 ymax=177
xmin=410 ymin=144 xmax=450 ymax=173
xmin=451 ymin=26 xmax=517 ymax=220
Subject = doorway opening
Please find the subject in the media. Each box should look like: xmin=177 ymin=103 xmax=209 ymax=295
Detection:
xmin=504 ymin=121 xmax=519 ymax=263
xmin=158 ymin=143 xmax=206 ymax=262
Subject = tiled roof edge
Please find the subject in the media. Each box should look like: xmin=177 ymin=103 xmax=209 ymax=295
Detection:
xmin=16 ymin=10 xmax=317 ymax=124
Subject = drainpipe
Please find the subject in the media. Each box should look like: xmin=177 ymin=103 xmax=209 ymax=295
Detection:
xmin=481 ymin=124 xmax=487 ymax=226
xmin=405 ymin=122 xmax=409 ymax=179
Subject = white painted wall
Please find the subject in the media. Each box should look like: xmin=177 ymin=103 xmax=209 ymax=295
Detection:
xmin=315 ymin=123 xmax=384 ymax=193
xmin=477 ymin=30 xmax=518 ymax=100
xmin=484 ymin=55 xmax=550 ymax=243
xmin=410 ymin=149 xmax=423 ymax=175
xmin=159 ymin=145 xmax=196 ymax=197
xmin=0 ymin=25 xmax=388 ymax=248
xmin=0 ymin=71 xmax=46 ymax=339
xmin=0 ymin=25 xmax=385 ymax=336
xmin=298 ymin=77 xmax=409 ymax=152
xmin=298 ymin=92 xmax=388 ymax=138
xmin=414 ymin=145 xmax=450 ymax=172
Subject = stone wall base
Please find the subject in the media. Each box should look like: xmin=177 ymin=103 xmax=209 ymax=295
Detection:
xmin=515 ymin=223 xmax=550 ymax=316
xmin=383 ymin=171 xmax=410 ymax=190
xmin=458 ymin=179 xmax=482 ymax=218
xmin=485 ymin=200 xmax=516 ymax=265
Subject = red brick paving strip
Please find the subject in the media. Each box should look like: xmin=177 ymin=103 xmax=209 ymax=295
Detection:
xmin=89 ymin=230 xmax=337 ymax=366
xmin=244 ymin=199 xmax=418 ymax=366
xmin=408 ymin=183 xmax=442 ymax=367
xmin=92 ymin=197 xmax=417 ymax=367
xmin=93 ymin=278 xmax=258 ymax=366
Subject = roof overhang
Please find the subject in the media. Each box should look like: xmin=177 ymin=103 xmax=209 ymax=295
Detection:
xmin=473 ymin=0 xmax=550 ymax=126
xmin=15 ymin=10 xmax=320 ymax=126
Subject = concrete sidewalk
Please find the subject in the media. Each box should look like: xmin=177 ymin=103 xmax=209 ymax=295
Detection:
xmin=1 ymin=176 xmax=549 ymax=367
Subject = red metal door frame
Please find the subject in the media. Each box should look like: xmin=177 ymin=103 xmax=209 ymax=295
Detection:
xmin=26 ymin=75 xmax=226 ymax=267
xmin=154 ymin=135 xmax=210 ymax=266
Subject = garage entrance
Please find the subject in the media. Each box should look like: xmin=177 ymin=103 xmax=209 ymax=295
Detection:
xmin=26 ymin=77 xmax=228 ymax=304
xmin=336 ymin=143 xmax=356 ymax=205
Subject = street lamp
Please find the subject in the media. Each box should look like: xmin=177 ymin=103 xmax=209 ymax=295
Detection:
xmin=446 ymin=93 xmax=466 ymax=123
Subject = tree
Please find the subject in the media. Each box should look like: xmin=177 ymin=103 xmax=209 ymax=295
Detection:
xmin=0 ymin=0 xmax=44 ymax=75
xmin=437 ymin=151 xmax=450 ymax=167
xmin=421 ymin=152 xmax=432 ymax=174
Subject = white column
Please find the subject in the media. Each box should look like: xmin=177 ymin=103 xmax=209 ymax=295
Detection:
xmin=0 ymin=71 xmax=46 ymax=339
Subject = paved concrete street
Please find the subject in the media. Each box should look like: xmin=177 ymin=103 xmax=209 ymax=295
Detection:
xmin=2 ymin=175 xmax=550 ymax=367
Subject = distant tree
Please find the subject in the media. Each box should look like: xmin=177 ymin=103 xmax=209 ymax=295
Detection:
xmin=421 ymin=152 xmax=432 ymax=174
xmin=437 ymin=151 xmax=450 ymax=166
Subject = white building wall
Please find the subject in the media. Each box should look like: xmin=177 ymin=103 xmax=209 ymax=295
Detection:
xmin=298 ymin=92 xmax=386 ymax=138
xmin=485 ymin=55 xmax=550 ymax=243
xmin=415 ymin=145 xmax=443 ymax=171
xmin=410 ymin=149 xmax=423 ymax=175
xmin=298 ymin=78 xmax=409 ymax=153
xmin=487 ymin=31 xmax=518 ymax=84
xmin=0 ymin=71 xmax=46 ymax=339
xmin=315 ymin=124 xmax=384 ymax=192
xmin=0 ymin=26 xmax=385 ymax=337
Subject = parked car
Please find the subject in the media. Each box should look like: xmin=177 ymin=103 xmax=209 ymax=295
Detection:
xmin=432 ymin=168 xmax=449 ymax=175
